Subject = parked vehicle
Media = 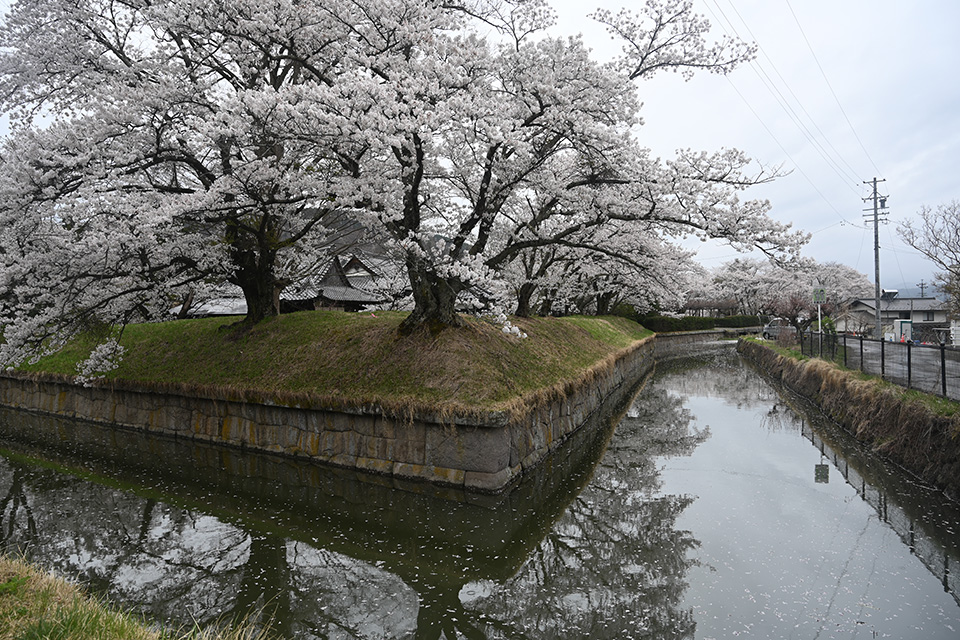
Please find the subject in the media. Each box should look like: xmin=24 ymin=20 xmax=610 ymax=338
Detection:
xmin=762 ymin=319 xmax=797 ymax=340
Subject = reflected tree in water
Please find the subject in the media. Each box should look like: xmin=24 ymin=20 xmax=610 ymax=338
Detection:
xmin=283 ymin=542 xmax=418 ymax=639
xmin=460 ymin=385 xmax=709 ymax=639
xmin=0 ymin=451 xmax=439 ymax=638
xmin=0 ymin=457 xmax=254 ymax=627
xmin=658 ymin=355 xmax=779 ymax=410
xmin=0 ymin=462 xmax=40 ymax=550
xmin=0 ymin=361 xmax=728 ymax=639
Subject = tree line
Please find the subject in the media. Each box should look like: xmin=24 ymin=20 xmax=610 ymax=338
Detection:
xmin=0 ymin=0 xmax=809 ymax=372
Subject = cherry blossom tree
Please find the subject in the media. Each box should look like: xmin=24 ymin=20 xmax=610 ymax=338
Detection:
xmin=0 ymin=0 xmax=809 ymax=370
xmin=0 ymin=0 xmax=397 ymax=366
xmin=898 ymin=201 xmax=960 ymax=316
xmin=346 ymin=0 xmax=804 ymax=331
xmin=503 ymin=222 xmax=700 ymax=317
xmin=710 ymin=257 xmax=872 ymax=331
xmin=709 ymin=258 xmax=774 ymax=316
xmin=1 ymin=0 xmax=387 ymax=327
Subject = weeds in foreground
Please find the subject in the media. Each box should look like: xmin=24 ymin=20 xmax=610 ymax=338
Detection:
xmin=0 ymin=555 xmax=272 ymax=640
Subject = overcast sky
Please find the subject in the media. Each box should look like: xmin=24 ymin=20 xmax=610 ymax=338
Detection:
xmin=553 ymin=0 xmax=960 ymax=295
xmin=1 ymin=0 xmax=956 ymax=296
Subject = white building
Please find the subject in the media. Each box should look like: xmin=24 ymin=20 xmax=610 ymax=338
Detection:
xmin=837 ymin=290 xmax=950 ymax=341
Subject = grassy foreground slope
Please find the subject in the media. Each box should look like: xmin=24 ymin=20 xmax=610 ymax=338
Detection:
xmin=0 ymin=554 xmax=269 ymax=640
xmin=21 ymin=312 xmax=652 ymax=412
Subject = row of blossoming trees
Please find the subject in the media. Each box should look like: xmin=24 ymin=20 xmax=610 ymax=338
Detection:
xmin=0 ymin=0 xmax=808 ymax=370
xmin=696 ymin=257 xmax=874 ymax=331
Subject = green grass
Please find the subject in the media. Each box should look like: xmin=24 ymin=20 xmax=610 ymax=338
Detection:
xmin=742 ymin=336 xmax=805 ymax=361
xmin=0 ymin=555 xmax=272 ymax=640
xmin=18 ymin=311 xmax=653 ymax=412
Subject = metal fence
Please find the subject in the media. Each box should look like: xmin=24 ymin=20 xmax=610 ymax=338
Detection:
xmin=799 ymin=332 xmax=960 ymax=402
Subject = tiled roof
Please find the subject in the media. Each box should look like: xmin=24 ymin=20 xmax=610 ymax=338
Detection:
xmin=853 ymin=297 xmax=947 ymax=312
xmin=319 ymin=285 xmax=384 ymax=303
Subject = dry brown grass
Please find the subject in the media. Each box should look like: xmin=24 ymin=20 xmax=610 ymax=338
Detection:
xmin=0 ymin=554 xmax=158 ymax=640
xmin=13 ymin=312 xmax=653 ymax=422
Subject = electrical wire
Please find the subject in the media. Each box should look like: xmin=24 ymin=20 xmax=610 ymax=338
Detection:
xmin=707 ymin=0 xmax=863 ymax=192
xmin=723 ymin=2 xmax=867 ymax=187
xmin=722 ymin=76 xmax=868 ymax=231
xmin=783 ymin=0 xmax=885 ymax=177
xmin=700 ymin=0 xmax=870 ymax=231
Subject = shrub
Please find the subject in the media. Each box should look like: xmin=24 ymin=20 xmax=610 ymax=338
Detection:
xmin=637 ymin=315 xmax=715 ymax=332
xmin=612 ymin=308 xmax=766 ymax=333
xmin=715 ymin=315 xmax=768 ymax=328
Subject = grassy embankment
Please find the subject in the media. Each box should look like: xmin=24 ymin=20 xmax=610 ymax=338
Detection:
xmin=739 ymin=337 xmax=960 ymax=499
xmin=18 ymin=311 xmax=653 ymax=417
xmin=5 ymin=312 xmax=651 ymax=637
xmin=749 ymin=336 xmax=960 ymax=417
xmin=0 ymin=555 xmax=268 ymax=640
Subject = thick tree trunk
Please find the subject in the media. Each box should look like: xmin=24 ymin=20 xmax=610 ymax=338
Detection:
xmin=231 ymin=246 xmax=279 ymax=326
xmin=400 ymin=257 xmax=463 ymax=333
xmin=237 ymin=275 xmax=278 ymax=325
xmin=515 ymin=281 xmax=538 ymax=317
xmin=175 ymin=289 xmax=195 ymax=320
xmin=223 ymin=215 xmax=281 ymax=327
xmin=596 ymin=292 xmax=616 ymax=316
xmin=538 ymin=294 xmax=554 ymax=317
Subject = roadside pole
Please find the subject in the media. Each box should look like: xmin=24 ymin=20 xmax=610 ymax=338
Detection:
xmin=813 ymin=287 xmax=826 ymax=357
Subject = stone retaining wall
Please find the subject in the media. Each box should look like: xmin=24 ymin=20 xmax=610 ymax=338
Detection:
xmin=654 ymin=327 xmax=758 ymax=359
xmin=0 ymin=336 xmax=656 ymax=493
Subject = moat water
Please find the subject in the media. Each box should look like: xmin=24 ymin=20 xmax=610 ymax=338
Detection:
xmin=1 ymin=350 xmax=958 ymax=639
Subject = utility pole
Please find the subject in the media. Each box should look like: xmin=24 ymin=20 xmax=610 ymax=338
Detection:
xmin=917 ymin=279 xmax=927 ymax=297
xmin=863 ymin=178 xmax=889 ymax=339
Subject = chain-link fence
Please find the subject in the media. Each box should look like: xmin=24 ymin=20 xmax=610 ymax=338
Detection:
xmin=799 ymin=332 xmax=960 ymax=401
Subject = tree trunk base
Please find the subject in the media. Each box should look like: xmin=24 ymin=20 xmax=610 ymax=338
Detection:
xmin=399 ymin=308 xmax=464 ymax=336
xmin=401 ymin=259 xmax=464 ymax=335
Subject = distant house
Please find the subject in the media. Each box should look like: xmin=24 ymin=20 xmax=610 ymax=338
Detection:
xmin=281 ymin=254 xmax=389 ymax=313
xmin=176 ymin=253 xmax=394 ymax=318
xmin=838 ymin=290 xmax=949 ymax=341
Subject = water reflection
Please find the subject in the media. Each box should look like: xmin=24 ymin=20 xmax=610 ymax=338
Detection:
xmin=459 ymin=383 xmax=708 ymax=639
xmin=669 ymin=353 xmax=960 ymax=639
xmin=0 ymin=369 xmax=655 ymax=639
xmin=793 ymin=397 xmax=960 ymax=607
xmin=1 ymin=351 xmax=959 ymax=639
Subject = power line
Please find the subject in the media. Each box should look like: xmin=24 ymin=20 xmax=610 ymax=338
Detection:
xmin=854 ymin=218 xmax=868 ymax=274
xmin=784 ymin=0 xmax=884 ymax=176
xmin=884 ymin=221 xmax=906 ymax=285
xmin=721 ymin=76 xmax=868 ymax=231
xmin=719 ymin=1 xmax=866 ymax=186
xmin=700 ymin=0 xmax=869 ymax=231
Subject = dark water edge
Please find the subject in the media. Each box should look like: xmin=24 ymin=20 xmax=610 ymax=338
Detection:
xmin=0 ymin=350 xmax=958 ymax=639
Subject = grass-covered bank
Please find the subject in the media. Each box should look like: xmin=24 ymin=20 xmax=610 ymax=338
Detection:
xmin=737 ymin=338 xmax=960 ymax=501
xmin=0 ymin=554 xmax=268 ymax=640
xmin=16 ymin=312 xmax=652 ymax=415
